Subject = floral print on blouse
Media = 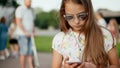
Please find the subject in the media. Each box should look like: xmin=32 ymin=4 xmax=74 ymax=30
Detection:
xmin=52 ymin=28 xmax=115 ymax=63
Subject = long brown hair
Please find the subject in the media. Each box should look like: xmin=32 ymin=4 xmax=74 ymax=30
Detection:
xmin=59 ymin=0 xmax=108 ymax=66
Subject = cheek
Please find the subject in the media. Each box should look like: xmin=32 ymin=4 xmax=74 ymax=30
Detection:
xmin=79 ymin=21 xmax=85 ymax=25
xmin=68 ymin=22 xmax=73 ymax=26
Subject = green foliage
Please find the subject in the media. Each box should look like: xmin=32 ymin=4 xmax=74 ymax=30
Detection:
xmin=0 ymin=0 xmax=19 ymax=8
xmin=7 ymin=35 xmax=120 ymax=57
xmin=0 ymin=0 xmax=7 ymax=6
xmin=35 ymin=10 xmax=59 ymax=29
xmin=116 ymin=43 xmax=120 ymax=58
xmin=12 ymin=0 xmax=19 ymax=8
xmin=34 ymin=36 xmax=120 ymax=57
xmin=35 ymin=36 xmax=53 ymax=52
xmin=7 ymin=36 xmax=53 ymax=52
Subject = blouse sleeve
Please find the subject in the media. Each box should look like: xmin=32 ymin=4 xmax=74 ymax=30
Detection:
xmin=52 ymin=32 xmax=65 ymax=54
xmin=103 ymin=28 xmax=115 ymax=53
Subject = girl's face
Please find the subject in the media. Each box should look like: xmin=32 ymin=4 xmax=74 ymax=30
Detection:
xmin=64 ymin=2 xmax=87 ymax=32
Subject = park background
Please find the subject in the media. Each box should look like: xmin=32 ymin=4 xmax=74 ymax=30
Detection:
xmin=0 ymin=0 xmax=120 ymax=68
xmin=0 ymin=0 xmax=120 ymax=60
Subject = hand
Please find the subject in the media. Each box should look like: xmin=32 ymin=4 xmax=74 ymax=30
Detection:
xmin=63 ymin=57 xmax=78 ymax=68
xmin=25 ymin=32 xmax=31 ymax=37
xmin=33 ymin=32 xmax=37 ymax=37
xmin=9 ymin=32 xmax=12 ymax=38
xmin=77 ymin=62 xmax=96 ymax=68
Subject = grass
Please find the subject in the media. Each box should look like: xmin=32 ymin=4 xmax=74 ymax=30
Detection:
xmin=35 ymin=36 xmax=120 ymax=58
xmin=7 ymin=35 xmax=120 ymax=57
xmin=35 ymin=36 xmax=53 ymax=52
xmin=116 ymin=43 xmax=120 ymax=58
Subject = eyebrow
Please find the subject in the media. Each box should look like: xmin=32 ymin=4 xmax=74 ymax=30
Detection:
xmin=65 ymin=11 xmax=86 ymax=15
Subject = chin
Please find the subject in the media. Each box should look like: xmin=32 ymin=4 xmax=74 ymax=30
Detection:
xmin=26 ymin=4 xmax=31 ymax=7
xmin=73 ymin=28 xmax=81 ymax=32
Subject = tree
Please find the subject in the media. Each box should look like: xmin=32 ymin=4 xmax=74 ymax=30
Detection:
xmin=0 ymin=0 xmax=19 ymax=26
xmin=0 ymin=0 xmax=19 ymax=8
xmin=35 ymin=10 xmax=59 ymax=29
xmin=0 ymin=0 xmax=7 ymax=6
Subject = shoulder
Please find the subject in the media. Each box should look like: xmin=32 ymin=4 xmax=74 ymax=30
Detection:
xmin=52 ymin=32 xmax=65 ymax=43
xmin=52 ymin=31 xmax=65 ymax=48
xmin=16 ymin=6 xmax=23 ymax=11
xmin=101 ymin=27 xmax=113 ymax=42
xmin=16 ymin=5 xmax=26 ymax=12
xmin=52 ymin=32 xmax=65 ymax=54
xmin=101 ymin=27 xmax=115 ymax=52
xmin=101 ymin=27 xmax=112 ymax=37
xmin=9 ymin=23 xmax=14 ymax=28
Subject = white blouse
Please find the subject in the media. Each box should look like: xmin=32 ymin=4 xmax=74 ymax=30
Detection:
xmin=52 ymin=28 xmax=115 ymax=63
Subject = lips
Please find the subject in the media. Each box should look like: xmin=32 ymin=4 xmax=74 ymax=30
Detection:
xmin=74 ymin=25 xmax=81 ymax=28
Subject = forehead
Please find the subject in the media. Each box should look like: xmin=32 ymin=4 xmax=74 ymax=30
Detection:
xmin=24 ymin=0 xmax=31 ymax=2
xmin=65 ymin=2 xmax=85 ymax=14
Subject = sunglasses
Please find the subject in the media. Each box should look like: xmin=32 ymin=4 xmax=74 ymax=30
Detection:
xmin=63 ymin=12 xmax=88 ymax=22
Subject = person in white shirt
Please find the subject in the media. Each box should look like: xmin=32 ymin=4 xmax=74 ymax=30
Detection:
xmin=15 ymin=0 xmax=35 ymax=68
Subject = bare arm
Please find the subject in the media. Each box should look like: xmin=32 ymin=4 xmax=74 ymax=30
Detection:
xmin=33 ymin=25 xmax=36 ymax=36
xmin=9 ymin=27 xmax=14 ymax=37
xmin=52 ymin=50 xmax=63 ymax=68
xmin=107 ymin=47 xmax=120 ymax=68
xmin=16 ymin=18 xmax=26 ymax=33
xmin=16 ymin=18 xmax=30 ymax=37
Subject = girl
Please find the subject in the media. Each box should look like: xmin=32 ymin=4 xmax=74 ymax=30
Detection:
xmin=52 ymin=0 xmax=119 ymax=68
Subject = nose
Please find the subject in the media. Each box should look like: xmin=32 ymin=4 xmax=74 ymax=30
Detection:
xmin=74 ymin=16 xmax=79 ymax=24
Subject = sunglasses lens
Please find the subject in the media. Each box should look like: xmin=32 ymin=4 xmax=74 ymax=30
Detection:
xmin=64 ymin=15 xmax=74 ymax=21
xmin=64 ymin=12 xmax=87 ymax=22
xmin=78 ymin=13 xmax=87 ymax=20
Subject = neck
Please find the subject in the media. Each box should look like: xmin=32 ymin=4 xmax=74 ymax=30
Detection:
xmin=24 ymin=4 xmax=30 ymax=8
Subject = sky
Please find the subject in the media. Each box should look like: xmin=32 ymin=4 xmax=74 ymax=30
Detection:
xmin=17 ymin=0 xmax=120 ymax=12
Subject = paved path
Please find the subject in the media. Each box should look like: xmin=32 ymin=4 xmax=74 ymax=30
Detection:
xmin=0 ymin=52 xmax=120 ymax=68
xmin=0 ymin=29 xmax=57 ymax=68
xmin=35 ymin=29 xmax=60 ymax=36
xmin=0 ymin=52 xmax=52 ymax=68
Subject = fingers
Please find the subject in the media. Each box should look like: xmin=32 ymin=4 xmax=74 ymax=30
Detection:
xmin=25 ymin=32 xmax=31 ymax=37
xmin=77 ymin=62 xmax=85 ymax=68
xmin=70 ymin=63 xmax=78 ymax=68
xmin=33 ymin=32 xmax=37 ymax=37
xmin=84 ymin=62 xmax=97 ymax=68
xmin=64 ymin=57 xmax=69 ymax=64
xmin=64 ymin=63 xmax=78 ymax=68
xmin=77 ymin=62 xmax=97 ymax=68
xmin=64 ymin=57 xmax=78 ymax=68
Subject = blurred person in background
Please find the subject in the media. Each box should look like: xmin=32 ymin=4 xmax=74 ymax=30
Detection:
xmin=0 ymin=17 xmax=9 ymax=60
xmin=107 ymin=18 xmax=120 ymax=43
xmin=96 ymin=11 xmax=107 ymax=27
xmin=9 ymin=16 xmax=19 ymax=58
xmin=15 ymin=0 xmax=35 ymax=68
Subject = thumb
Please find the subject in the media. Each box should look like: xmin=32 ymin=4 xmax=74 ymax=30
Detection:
xmin=64 ymin=56 xmax=69 ymax=63
xmin=78 ymin=62 xmax=85 ymax=68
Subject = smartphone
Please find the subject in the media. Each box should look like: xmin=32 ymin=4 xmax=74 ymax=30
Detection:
xmin=66 ymin=61 xmax=82 ymax=64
